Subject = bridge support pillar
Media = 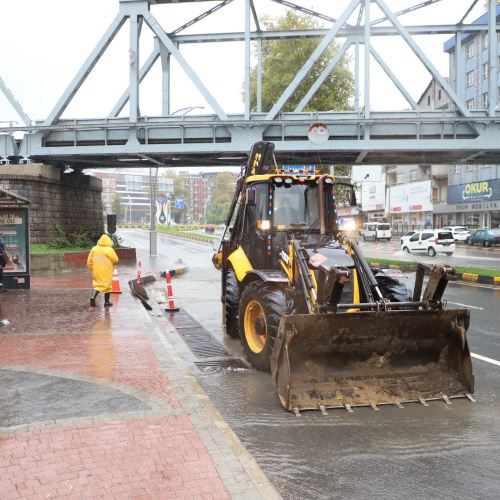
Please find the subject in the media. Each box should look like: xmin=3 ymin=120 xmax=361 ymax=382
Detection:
xmin=0 ymin=165 xmax=104 ymax=244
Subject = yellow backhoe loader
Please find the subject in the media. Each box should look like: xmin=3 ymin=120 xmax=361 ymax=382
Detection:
xmin=212 ymin=141 xmax=474 ymax=414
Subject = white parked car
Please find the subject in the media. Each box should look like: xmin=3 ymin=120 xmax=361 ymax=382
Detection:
xmin=401 ymin=230 xmax=455 ymax=257
xmin=441 ymin=226 xmax=470 ymax=242
xmin=361 ymin=222 xmax=392 ymax=241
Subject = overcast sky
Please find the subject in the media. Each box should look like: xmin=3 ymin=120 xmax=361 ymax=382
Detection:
xmin=0 ymin=0 xmax=488 ymax=127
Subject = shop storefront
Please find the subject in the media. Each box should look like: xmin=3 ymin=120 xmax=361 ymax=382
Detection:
xmin=437 ymin=179 xmax=500 ymax=229
xmin=387 ymin=180 xmax=433 ymax=233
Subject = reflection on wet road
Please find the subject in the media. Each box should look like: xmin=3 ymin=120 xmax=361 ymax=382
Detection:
xmin=126 ymin=229 xmax=500 ymax=499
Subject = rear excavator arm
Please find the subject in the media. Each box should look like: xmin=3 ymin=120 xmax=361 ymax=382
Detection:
xmin=212 ymin=141 xmax=276 ymax=271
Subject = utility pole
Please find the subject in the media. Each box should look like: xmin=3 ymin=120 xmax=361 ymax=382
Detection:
xmin=149 ymin=167 xmax=158 ymax=257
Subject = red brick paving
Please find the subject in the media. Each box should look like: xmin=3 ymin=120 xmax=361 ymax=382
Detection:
xmin=0 ymin=333 xmax=179 ymax=408
xmin=0 ymin=271 xmax=235 ymax=498
xmin=1 ymin=416 xmax=229 ymax=499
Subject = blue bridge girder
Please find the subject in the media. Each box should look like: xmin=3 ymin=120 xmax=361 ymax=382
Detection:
xmin=1 ymin=0 xmax=500 ymax=167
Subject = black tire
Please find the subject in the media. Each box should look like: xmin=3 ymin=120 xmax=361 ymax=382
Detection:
xmin=403 ymin=246 xmax=410 ymax=254
xmin=373 ymin=271 xmax=412 ymax=303
xmin=486 ymin=241 xmax=492 ymax=247
xmin=445 ymin=252 xmax=453 ymax=256
xmin=239 ymin=282 xmax=289 ymax=372
xmin=467 ymin=239 xmax=473 ymax=246
xmin=428 ymin=247 xmax=436 ymax=257
xmin=224 ymin=268 xmax=240 ymax=338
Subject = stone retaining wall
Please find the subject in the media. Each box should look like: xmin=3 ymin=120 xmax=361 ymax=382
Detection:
xmin=0 ymin=164 xmax=103 ymax=243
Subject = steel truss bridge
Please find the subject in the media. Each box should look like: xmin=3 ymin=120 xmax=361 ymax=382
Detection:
xmin=1 ymin=0 xmax=500 ymax=168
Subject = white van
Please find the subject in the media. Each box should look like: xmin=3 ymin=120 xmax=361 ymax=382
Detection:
xmin=361 ymin=222 xmax=392 ymax=241
xmin=401 ymin=230 xmax=455 ymax=257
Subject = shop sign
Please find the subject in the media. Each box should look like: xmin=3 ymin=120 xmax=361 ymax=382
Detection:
xmin=448 ymin=178 xmax=500 ymax=204
xmin=361 ymin=179 xmax=386 ymax=211
xmin=455 ymin=201 xmax=499 ymax=212
xmin=337 ymin=206 xmax=360 ymax=215
xmin=388 ymin=180 xmax=431 ymax=213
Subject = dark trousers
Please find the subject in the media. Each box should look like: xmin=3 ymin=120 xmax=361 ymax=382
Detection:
xmin=92 ymin=290 xmax=111 ymax=303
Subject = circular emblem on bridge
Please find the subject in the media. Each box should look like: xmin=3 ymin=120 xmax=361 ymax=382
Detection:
xmin=307 ymin=123 xmax=329 ymax=145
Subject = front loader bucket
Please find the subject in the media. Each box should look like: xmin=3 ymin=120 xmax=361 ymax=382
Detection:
xmin=271 ymin=309 xmax=474 ymax=412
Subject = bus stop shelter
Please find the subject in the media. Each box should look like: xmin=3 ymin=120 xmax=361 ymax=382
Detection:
xmin=0 ymin=188 xmax=30 ymax=289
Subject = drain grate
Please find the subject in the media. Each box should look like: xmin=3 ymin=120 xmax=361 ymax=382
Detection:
xmin=168 ymin=310 xmax=232 ymax=359
xmin=195 ymin=358 xmax=249 ymax=373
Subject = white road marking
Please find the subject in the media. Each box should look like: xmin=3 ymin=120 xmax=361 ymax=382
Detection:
xmin=471 ymin=353 xmax=500 ymax=367
xmin=448 ymin=281 xmax=499 ymax=290
xmin=447 ymin=301 xmax=484 ymax=310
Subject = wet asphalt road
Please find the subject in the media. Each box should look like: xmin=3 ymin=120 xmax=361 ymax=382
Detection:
xmin=121 ymin=229 xmax=500 ymax=499
xmin=356 ymin=236 xmax=500 ymax=271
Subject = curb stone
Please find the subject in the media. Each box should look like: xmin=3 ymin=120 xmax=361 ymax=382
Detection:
xmin=139 ymin=297 xmax=282 ymax=499
xmin=368 ymin=262 xmax=500 ymax=286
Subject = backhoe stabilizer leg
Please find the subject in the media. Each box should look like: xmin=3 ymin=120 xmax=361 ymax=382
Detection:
xmin=423 ymin=264 xmax=457 ymax=305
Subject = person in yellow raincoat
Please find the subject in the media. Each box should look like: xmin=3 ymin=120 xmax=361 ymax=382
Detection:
xmin=87 ymin=234 xmax=119 ymax=308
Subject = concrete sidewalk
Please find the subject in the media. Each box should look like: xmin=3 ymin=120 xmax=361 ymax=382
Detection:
xmin=0 ymin=266 xmax=280 ymax=499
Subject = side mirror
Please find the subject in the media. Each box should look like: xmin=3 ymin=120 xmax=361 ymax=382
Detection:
xmin=247 ymin=188 xmax=257 ymax=206
xmin=348 ymin=189 xmax=357 ymax=207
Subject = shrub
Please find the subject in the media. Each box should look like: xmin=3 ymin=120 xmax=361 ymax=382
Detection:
xmin=46 ymin=226 xmax=71 ymax=249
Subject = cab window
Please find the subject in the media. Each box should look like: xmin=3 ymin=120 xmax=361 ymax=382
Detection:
xmin=273 ymin=183 xmax=319 ymax=230
xmin=421 ymin=232 xmax=434 ymax=240
xmin=409 ymin=233 xmax=420 ymax=242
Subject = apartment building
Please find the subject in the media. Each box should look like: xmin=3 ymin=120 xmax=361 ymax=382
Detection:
xmin=93 ymin=169 xmax=173 ymax=224
xmin=444 ymin=4 xmax=500 ymax=112
xmin=178 ymin=172 xmax=209 ymax=224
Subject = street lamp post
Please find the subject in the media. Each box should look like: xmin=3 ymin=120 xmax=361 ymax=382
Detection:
xmin=149 ymin=167 xmax=158 ymax=257
xmin=127 ymin=196 xmax=132 ymax=224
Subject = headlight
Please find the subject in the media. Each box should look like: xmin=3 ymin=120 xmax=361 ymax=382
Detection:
xmin=258 ymin=220 xmax=271 ymax=231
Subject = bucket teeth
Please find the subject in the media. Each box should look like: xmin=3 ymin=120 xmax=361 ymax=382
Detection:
xmin=344 ymin=403 xmax=354 ymax=413
xmin=395 ymin=400 xmax=404 ymax=409
xmin=318 ymin=405 xmax=328 ymax=415
xmin=293 ymin=407 xmax=301 ymax=417
xmin=418 ymin=397 xmax=430 ymax=407
xmin=369 ymin=401 xmax=380 ymax=411
xmin=465 ymin=393 xmax=476 ymax=402
xmin=441 ymin=394 xmax=452 ymax=405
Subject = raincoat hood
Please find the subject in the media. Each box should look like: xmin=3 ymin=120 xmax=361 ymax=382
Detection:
xmin=97 ymin=234 xmax=113 ymax=247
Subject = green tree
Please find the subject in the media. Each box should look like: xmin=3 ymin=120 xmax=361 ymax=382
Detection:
xmin=249 ymin=12 xmax=354 ymax=112
xmin=111 ymin=193 xmax=125 ymax=223
xmin=211 ymin=172 xmax=236 ymax=204
xmin=206 ymin=202 xmax=231 ymax=225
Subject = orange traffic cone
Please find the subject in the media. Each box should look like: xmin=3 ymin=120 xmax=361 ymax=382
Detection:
xmin=111 ymin=267 xmax=122 ymax=294
xmin=165 ymin=270 xmax=179 ymax=312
